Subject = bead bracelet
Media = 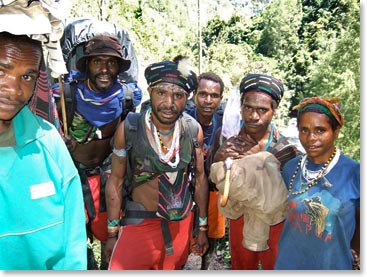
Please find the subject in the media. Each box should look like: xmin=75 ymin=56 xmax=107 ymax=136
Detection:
xmin=107 ymin=219 xmax=120 ymax=227
xmin=199 ymin=225 xmax=208 ymax=232
xmin=107 ymin=226 xmax=120 ymax=233
xmin=199 ymin=216 xmax=208 ymax=226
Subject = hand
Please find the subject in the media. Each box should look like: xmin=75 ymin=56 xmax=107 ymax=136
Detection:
xmin=104 ymin=236 xmax=118 ymax=264
xmin=351 ymin=249 xmax=360 ymax=270
xmin=191 ymin=231 xmax=209 ymax=256
xmin=213 ymin=135 xmax=256 ymax=162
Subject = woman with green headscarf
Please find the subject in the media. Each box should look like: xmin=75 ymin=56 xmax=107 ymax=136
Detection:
xmin=274 ymin=97 xmax=360 ymax=270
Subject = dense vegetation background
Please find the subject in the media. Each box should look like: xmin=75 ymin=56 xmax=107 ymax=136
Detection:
xmin=68 ymin=0 xmax=360 ymax=161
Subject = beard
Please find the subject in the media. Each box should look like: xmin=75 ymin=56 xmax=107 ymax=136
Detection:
xmin=151 ymin=104 xmax=183 ymax=125
xmin=88 ymin=72 xmax=118 ymax=92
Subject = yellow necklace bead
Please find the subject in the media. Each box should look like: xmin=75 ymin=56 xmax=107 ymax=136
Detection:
xmin=157 ymin=130 xmax=170 ymax=152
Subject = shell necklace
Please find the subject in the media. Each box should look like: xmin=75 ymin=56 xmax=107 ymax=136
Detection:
xmin=145 ymin=109 xmax=180 ymax=168
xmin=288 ymin=147 xmax=337 ymax=196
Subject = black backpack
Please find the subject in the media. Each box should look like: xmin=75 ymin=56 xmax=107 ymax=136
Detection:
xmin=61 ymin=18 xmax=139 ymax=83
xmin=58 ymin=18 xmax=140 ymax=129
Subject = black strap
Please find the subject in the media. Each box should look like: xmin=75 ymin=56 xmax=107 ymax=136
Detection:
xmin=76 ymin=163 xmax=108 ymax=219
xmin=62 ymin=80 xmax=77 ymax=129
xmin=78 ymin=166 xmax=97 ymax=220
xmin=122 ymin=112 xmax=139 ymax=205
xmin=161 ymin=219 xmax=174 ymax=256
xmin=99 ymin=170 xmax=108 ymax=212
xmin=191 ymin=204 xmax=200 ymax=238
xmin=124 ymin=210 xmax=157 ymax=219
xmin=123 ymin=209 xmax=174 ymax=256
xmin=120 ymin=82 xmax=136 ymax=121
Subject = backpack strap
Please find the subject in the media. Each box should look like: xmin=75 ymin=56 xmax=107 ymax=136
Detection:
xmin=124 ymin=112 xmax=140 ymax=151
xmin=182 ymin=112 xmax=201 ymax=236
xmin=122 ymin=112 xmax=140 ymax=207
xmin=183 ymin=112 xmax=200 ymax=148
xmin=62 ymin=80 xmax=78 ymax=129
xmin=182 ymin=113 xmax=200 ymax=198
xmin=120 ymin=82 xmax=136 ymax=121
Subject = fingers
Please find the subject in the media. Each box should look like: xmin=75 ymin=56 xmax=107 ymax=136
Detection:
xmin=191 ymin=236 xmax=210 ymax=256
xmin=351 ymin=249 xmax=360 ymax=270
xmin=104 ymin=249 xmax=113 ymax=264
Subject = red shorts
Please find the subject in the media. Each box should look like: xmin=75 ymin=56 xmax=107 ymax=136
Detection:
xmin=229 ymin=216 xmax=285 ymax=270
xmin=86 ymin=175 xmax=108 ymax=242
xmin=109 ymin=212 xmax=194 ymax=270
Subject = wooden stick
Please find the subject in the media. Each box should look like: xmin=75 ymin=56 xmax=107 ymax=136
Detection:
xmin=220 ymin=168 xmax=231 ymax=207
xmin=220 ymin=158 xmax=233 ymax=207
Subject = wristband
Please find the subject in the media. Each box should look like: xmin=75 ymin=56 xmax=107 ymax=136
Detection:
xmin=113 ymin=147 xmax=127 ymax=157
xmin=199 ymin=216 xmax=208 ymax=226
xmin=107 ymin=219 xmax=120 ymax=227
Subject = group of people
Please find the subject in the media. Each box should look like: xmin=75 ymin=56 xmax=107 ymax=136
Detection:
xmin=0 ymin=30 xmax=360 ymax=271
xmin=53 ymin=34 xmax=143 ymax=269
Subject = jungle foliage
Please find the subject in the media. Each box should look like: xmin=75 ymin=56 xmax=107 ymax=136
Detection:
xmin=69 ymin=0 xmax=360 ymax=161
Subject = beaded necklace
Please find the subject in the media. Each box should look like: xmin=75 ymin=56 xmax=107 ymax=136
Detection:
xmin=155 ymin=120 xmax=175 ymax=151
xmin=145 ymin=109 xmax=180 ymax=168
xmin=158 ymin=128 xmax=175 ymax=136
xmin=288 ymin=147 xmax=337 ymax=196
xmin=156 ymin=130 xmax=170 ymax=151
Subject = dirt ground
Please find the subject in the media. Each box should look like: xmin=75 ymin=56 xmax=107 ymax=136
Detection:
xmin=183 ymin=226 xmax=231 ymax=270
xmin=183 ymin=252 xmax=230 ymax=270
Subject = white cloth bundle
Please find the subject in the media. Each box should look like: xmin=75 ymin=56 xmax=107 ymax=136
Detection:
xmin=210 ymin=151 xmax=289 ymax=251
xmin=0 ymin=0 xmax=72 ymax=77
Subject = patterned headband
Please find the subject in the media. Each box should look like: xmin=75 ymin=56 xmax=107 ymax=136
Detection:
xmin=239 ymin=73 xmax=284 ymax=104
xmin=293 ymin=97 xmax=344 ymax=127
xmin=144 ymin=57 xmax=198 ymax=94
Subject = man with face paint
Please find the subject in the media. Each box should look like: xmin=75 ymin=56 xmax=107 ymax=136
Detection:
xmin=0 ymin=31 xmax=87 ymax=270
xmin=104 ymin=56 xmax=209 ymax=270
xmin=54 ymin=34 xmax=142 ymax=269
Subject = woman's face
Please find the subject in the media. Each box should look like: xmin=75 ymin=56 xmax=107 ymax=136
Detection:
xmin=298 ymin=111 xmax=339 ymax=164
